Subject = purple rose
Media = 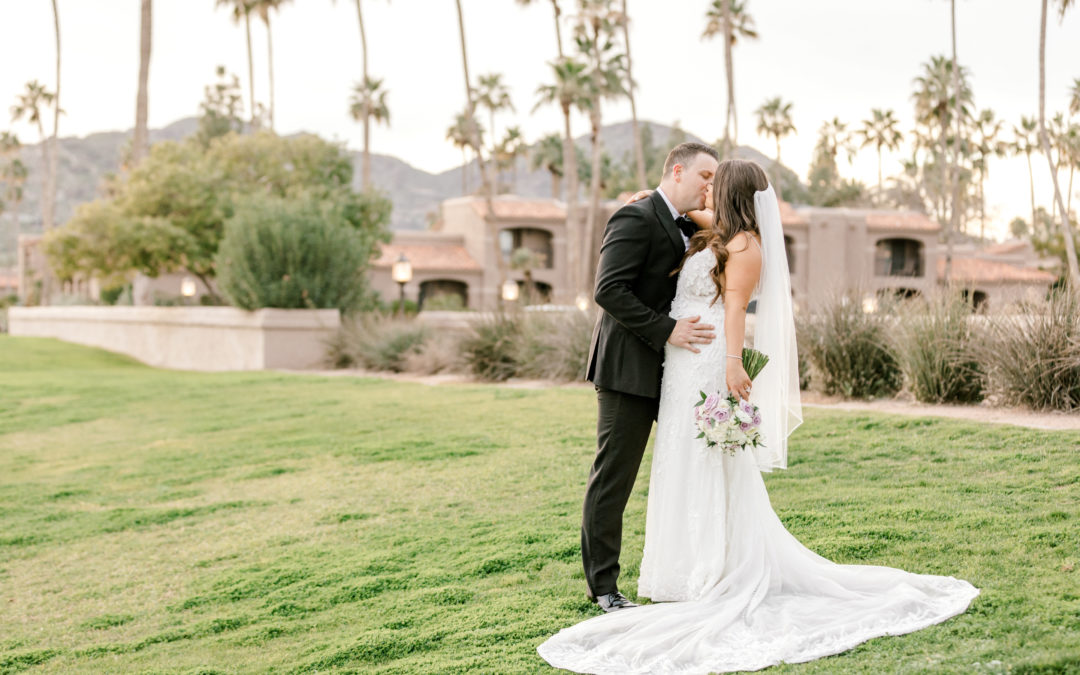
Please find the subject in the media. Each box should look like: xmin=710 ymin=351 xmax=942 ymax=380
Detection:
xmin=753 ymin=415 xmax=762 ymax=426
xmin=740 ymin=422 xmax=752 ymax=432
xmin=703 ymin=392 xmax=720 ymax=412
xmin=715 ymin=409 xmax=731 ymax=423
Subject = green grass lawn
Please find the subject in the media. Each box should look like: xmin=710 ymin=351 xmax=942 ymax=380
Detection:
xmin=1 ymin=336 xmax=1079 ymax=674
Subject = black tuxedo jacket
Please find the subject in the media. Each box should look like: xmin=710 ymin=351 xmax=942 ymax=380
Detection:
xmin=586 ymin=190 xmax=686 ymax=399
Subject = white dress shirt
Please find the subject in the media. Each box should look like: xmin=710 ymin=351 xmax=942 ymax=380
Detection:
xmin=656 ymin=186 xmax=689 ymax=249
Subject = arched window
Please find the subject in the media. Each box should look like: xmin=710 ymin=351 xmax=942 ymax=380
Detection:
xmin=499 ymin=228 xmax=554 ymax=269
xmin=419 ymin=279 xmax=468 ymax=310
xmin=874 ymin=238 xmax=924 ymax=277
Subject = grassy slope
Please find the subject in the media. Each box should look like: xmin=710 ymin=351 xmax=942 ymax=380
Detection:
xmin=0 ymin=336 xmax=1078 ymax=674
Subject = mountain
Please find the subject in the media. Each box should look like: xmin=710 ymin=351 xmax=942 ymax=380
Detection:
xmin=0 ymin=117 xmax=796 ymax=248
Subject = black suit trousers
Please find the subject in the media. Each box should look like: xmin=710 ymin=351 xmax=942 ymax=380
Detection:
xmin=581 ymin=385 xmax=659 ymax=598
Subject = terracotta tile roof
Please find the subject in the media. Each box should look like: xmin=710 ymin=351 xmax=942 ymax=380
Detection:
xmin=373 ymin=243 xmax=482 ymax=272
xmin=982 ymin=240 xmax=1030 ymax=256
xmin=471 ymin=199 xmax=567 ymax=221
xmin=938 ymin=257 xmax=1057 ymax=284
xmin=866 ymin=212 xmax=939 ymax=232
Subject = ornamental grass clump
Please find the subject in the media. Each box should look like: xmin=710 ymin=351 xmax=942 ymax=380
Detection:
xmin=460 ymin=313 xmax=523 ymax=382
xmin=514 ymin=310 xmax=594 ymax=382
xmin=803 ymin=292 xmax=901 ymax=399
xmin=892 ymin=291 xmax=984 ymax=404
xmin=977 ymin=287 xmax=1080 ymax=411
xmin=326 ymin=314 xmax=428 ymax=372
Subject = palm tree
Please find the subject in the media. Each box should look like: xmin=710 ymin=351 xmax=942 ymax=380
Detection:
xmin=912 ymin=55 xmax=972 ymax=230
xmin=132 ymin=0 xmax=152 ymax=165
xmin=945 ymin=0 xmax=961 ymax=282
xmin=1012 ymin=116 xmax=1041 ymax=240
xmin=11 ymin=81 xmax=56 ymax=232
xmin=702 ymin=0 xmax=757 ymax=156
xmin=253 ymin=0 xmax=291 ymax=132
xmin=216 ymin=0 xmax=258 ymax=128
xmin=453 ymin=0 xmax=493 ymax=200
xmin=338 ymin=0 xmax=388 ymax=189
xmin=1039 ymin=0 xmax=1079 ymax=282
xmin=754 ymin=96 xmax=796 ymax=166
xmin=576 ymin=0 xmax=628 ymax=291
xmin=476 ymin=73 xmax=515 ymax=171
xmin=971 ymin=108 xmax=1005 ymax=241
xmin=0 ymin=132 xmax=27 ymax=247
xmin=535 ymin=57 xmax=590 ymax=296
xmin=348 ymin=77 xmax=389 ymax=190
xmin=531 ymin=132 xmax=565 ymax=198
xmin=858 ymin=108 xmax=903 ymax=204
xmin=496 ymin=126 xmax=526 ymax=193
xmin=447 ymin=111 xmax=482 ymax=195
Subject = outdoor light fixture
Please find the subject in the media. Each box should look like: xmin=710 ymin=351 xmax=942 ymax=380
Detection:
xmin=501 ymin=279 xmax=520 ymax=303
xmin=180 ymin=277 xmax=197 ymax=298
xmin=391 ymin=253 xmax=412 ymax=317
xmin=575 ymin=292 xmax=589 ymax=312
xmin=862 ymin=295 xmax=878 ymax=314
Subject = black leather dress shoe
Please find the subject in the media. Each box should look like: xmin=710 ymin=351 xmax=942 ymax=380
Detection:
xmin=594 ymin=591 xmax=639 ymax=613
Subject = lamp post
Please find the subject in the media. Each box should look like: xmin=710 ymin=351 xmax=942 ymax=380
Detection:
xmin=180 ymin=276 xmax=197 ymax=305
xmin=391 ymin=253 xmax=412 ymax=317
xmin=501 ymin=279 xmax=520 ymax=305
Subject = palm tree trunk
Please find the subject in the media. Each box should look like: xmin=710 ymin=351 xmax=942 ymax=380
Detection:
xmin=550 ymin=171 xmax=561 ymax=199
xmin=621 ymin=0 xmax=646 ymax=189
xmin=876 ymin=145 xmax=883 ymax=205
xmin=265 ymin=15 xmax=275 ymax=132
xmin=133 ymin=0 xmax=152 ymax=165
xmin=775 ymin=137 xmax=781 ymax=167
xmin=244 ymin=11 xmax=256 ymax=127
xmin=551 ymin=0 xmax=564 ymax=58
xmin=355 ymin=0 xmax=371 ymax=190
xmin=980 ymin=173 xmax=986 ymax=241
xmin=1027 ymin=151 xmax=1037 ymax=236
xmin=944 ymin=0 xmax=959 ymax=284
xmin=1068 ymin=165 xmax=1075 ymax=215
xmin=584 ymin=107 xmax=603 ymax=293
xmin=461 ymin=148 xmax=468 ymax=194
xmin=723 ymin=0 xmax=735 ymax=153
xmin=453 ymin=0 xmax=492 ymax=200
xmin=46 ymin=0 xmax=59 ymax=234
xmin=1038 ymin=0 xmax=1080 ymax=283
xmin=562 ymin=102 xmax=579 ymax=298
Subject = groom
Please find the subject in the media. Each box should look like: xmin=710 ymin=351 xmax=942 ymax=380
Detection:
xmin=582 ymin=142 xmax=720 ymax=612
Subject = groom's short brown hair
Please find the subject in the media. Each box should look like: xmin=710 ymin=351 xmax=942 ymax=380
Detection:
xmin=662 ymin=142 xmax=720 ymax=178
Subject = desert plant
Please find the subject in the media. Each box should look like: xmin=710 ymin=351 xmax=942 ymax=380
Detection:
xmin=515 ymin=310 xmax=594 ymax=381
xmin=215 ymin=195 xmax=376 ymax=312
xmin=803 ymin=292 xmax=901 ymax=399
xmin=977 ymin=288 xmax=1080 ymax=410
xmin=460 ymin=313 xmax=523 ymax=382
xmin=326 ymin=313 xmax=427 ymax=372
xmin=403 ymin=333 xmax=463 ymax=375
xmin=892 ymin=291 xmax=983 ymax=404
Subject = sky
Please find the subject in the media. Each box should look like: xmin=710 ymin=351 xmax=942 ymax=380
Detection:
xmin=2 ymin=0 xmax=1079 ymax=240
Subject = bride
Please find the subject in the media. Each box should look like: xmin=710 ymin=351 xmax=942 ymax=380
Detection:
xmin=537 ymin=160 xmax=979 ymax=673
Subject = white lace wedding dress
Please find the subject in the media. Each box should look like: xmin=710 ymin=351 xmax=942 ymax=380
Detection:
xmin=538 ymin=248 xmax=979 ymax=674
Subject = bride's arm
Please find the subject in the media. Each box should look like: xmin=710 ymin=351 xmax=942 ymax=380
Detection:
xmin=722 ymin=233 xmax=763 ymax=401
xmin=687 ymin=208 xmax=714 ymax=229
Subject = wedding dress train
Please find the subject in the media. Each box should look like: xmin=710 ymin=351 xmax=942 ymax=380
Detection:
xmin=538 ymin=248 xmax=978 ymax=674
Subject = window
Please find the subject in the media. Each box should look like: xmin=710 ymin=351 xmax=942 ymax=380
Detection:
xmin=874 ymin=238 xmax=924 ymax=277
xmin=499 ymin=228 xmax=554 ymax=269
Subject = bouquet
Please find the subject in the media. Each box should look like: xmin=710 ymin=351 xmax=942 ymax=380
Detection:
xmin=693 ymin=347 xmax=769 ymax=456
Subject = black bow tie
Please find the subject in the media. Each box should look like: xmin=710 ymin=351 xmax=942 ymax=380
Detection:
xmin=675 ymin=216 xmax=696 ymax=239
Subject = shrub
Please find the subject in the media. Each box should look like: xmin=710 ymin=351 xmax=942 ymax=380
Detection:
xmin=460 ymin=313 xmax=522 ymax=382
xmin=515 ymin=310 xmax=594 ymax=381
xmin=215 ymin=195 xmax=377 ymax=312
xmin=403 ymin=333 xmax=463 ymax=375
xmin=421 ymin=294 xmax=467 ymax=312
xmin=794 ymin=312 xmax=812 ymax=391
xmin=326 ymin=314 xmax=428 ymax=372
xmin=892 ymin=291 xmax=983 ymax=404
xmin=803 ymin=292 xmax=901 ymax=399
xmin=977 ymin=288 xmax=1080 ymax=411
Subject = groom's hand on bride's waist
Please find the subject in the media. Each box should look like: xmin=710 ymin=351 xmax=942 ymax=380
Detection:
xmin=667 ymin=316 xmax=715 ymax=353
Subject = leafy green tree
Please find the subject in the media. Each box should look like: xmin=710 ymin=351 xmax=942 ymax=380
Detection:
xmin=43 ymin=132 xmax=390 ymax=303
xmin=196 ymin=66 xmax=246 ymax=148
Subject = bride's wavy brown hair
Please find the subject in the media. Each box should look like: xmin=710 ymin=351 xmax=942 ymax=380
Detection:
xmin=673 ymin=159 xmax=769 ymax=305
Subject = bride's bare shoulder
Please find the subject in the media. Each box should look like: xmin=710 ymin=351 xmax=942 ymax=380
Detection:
xmin=725 ymin=231 xmax=762 ymax=258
